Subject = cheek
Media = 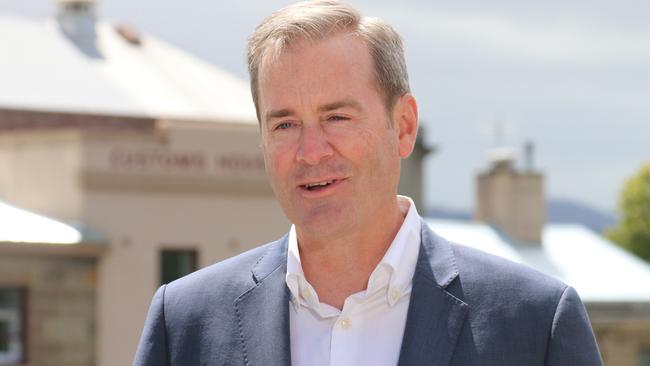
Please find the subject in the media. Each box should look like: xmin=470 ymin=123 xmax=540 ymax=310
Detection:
xmin=356 ymin=126 xmax=397 ymax=154
xmin=360 ymin=131 xmax=400 ymax=177
xmin=262 ymin=145 xmax=292 ymax=179
xmin=261 ymin=142 xmax=277 ymax=174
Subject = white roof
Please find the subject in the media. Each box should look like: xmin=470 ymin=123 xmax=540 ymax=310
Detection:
xmin=0 ymin=202 xmax=82 ymax=244
xmin=426 ymin=218 xmax=650 ymax=303
xmin=0 ymin=15 xmax=257 ymax=124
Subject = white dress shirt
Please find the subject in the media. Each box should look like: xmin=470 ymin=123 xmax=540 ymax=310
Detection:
xmin=286 ymin=196 xmax=421 ymax=366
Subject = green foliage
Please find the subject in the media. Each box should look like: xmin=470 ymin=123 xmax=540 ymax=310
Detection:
xmin=606 ymin=163 xmax=650 ymax=261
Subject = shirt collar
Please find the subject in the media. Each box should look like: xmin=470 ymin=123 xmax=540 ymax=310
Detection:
xmin=370 ymin=195 xmax=421 ymax=306
xmin=285 ymin=195 xmax=421 ymax=309
xmin=286 ymin=225 xmax=307 ymax=310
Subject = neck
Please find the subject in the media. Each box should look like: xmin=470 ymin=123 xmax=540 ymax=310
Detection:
xmin=296 ymin=197 xmax=408 ymax=309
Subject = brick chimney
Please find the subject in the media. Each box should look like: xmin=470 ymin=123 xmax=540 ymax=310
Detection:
xmin=475 ymin=145 xmax=545 ymax=243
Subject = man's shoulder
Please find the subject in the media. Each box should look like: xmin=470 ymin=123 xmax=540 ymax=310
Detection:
xmin=447 ymin=240 xmax=569 ymax=310
xmin=455 ymin=242 xmax=564 ymax=285
xmin=431 ymin=237 xmax=601 ymax=364
xmin=421 ymin=223 xmax=567 ymax=298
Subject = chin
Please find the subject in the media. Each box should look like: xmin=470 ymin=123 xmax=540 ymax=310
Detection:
xmin=293 ymin=204 xmax=354 ymax=235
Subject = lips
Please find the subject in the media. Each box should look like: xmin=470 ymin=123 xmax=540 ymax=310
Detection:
xmin=297 ymin=178 xmax=346 ymax=193
xmin=303 ymin=180 xmax=335 ymax=191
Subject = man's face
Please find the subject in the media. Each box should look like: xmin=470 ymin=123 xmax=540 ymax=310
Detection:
xmin=258 ymin=32 xmax=415 ymax=239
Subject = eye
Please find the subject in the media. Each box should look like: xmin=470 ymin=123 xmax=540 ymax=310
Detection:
xmin=327 ymin=115 xmax=349 ymax=122
xmin=274 ymin=121 xmax=294 ymax=130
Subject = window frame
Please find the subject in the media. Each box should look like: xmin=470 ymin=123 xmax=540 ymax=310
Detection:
xmin=0 ymin=287 xmax=28 ymax=366
xmin=158 ymin=247 xmax=199 ymax=286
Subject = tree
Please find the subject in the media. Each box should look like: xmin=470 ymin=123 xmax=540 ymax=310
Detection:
xmin=606 ymin=163 xmax=650 ymax=261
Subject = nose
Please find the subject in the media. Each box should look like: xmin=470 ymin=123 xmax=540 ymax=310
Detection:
xmin=296 ymin=124 xmax=334 ymax=165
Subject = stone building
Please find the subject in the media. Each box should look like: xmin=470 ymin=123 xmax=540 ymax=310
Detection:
xmin=0 ymin=1 xmax=288 ymax=365
xmin=0 ymin=202 xmax=103 ymax=366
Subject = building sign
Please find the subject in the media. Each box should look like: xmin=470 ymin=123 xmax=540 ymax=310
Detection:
xmin=109 ymin=149 xmax=207 ymax=173
xmin=105 ymin=148 xmax=266 ymax=178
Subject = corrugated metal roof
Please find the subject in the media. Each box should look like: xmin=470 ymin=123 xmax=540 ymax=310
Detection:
xmin=425 ymin=218 xmax=650 ymax=303
xmin=0 ymin=15 xmax=257 ymax=124
xmin=0 ymin=201 xmax=83 ymax=244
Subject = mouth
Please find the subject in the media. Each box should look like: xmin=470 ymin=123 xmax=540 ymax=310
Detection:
xmin=302 ymin=179 xmax=336 ymax=191
xmin=299 ymin=178 xmax=344 ymax=192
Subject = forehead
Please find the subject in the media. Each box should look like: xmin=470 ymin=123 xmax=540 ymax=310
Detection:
xmin=257 ymin=32 xmax=378 ymax=110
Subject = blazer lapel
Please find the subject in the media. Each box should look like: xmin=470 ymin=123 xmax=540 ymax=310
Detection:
xmin=398 ymin=221 xmax=469 ymax=366
xmin=234 ymin=237 xmax=291 ymax=366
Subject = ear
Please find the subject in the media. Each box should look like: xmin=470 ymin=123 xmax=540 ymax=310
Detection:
xmin=392 ymin=93 xmax=419 ymax=158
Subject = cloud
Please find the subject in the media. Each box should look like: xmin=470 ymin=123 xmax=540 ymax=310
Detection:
xmin=384 ymin=9 xmax=650 ymax=65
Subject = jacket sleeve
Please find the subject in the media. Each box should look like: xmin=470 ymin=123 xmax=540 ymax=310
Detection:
xmin=545 ymin=286 xmax=604 ymax=366
xmin=134 ymin=285 xmax=170 ymax=366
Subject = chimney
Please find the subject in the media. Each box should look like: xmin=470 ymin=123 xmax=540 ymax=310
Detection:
xmin=475 ymin=146 xmax=545 ymax=243
xmin=524 ymin=140 xmax=535 ymax=172
xmin=56 ymin=0 xmax=97 ymax=52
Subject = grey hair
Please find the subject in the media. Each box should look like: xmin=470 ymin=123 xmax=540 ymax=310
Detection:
xmin=246 ymin=0 xmax=410 ymax=122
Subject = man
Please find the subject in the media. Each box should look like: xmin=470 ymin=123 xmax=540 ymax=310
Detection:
xmin=135 ymin=1 xmax=603 ymax=365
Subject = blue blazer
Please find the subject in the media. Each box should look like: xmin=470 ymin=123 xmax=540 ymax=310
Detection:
xmin=134 ymin=220 xmax=603 ymax=365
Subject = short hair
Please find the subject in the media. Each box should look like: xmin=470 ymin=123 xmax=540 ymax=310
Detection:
xmin=246 ymin=0 xmax=410 ymax=122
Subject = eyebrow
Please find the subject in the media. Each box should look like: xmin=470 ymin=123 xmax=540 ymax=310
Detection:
xmin=264 ymin=98 xmax=363 ymax=122
xmin=265 ymin=108 xmax=293 ymax=122
xmin=318 ymin=99 xmax=363 ymax=113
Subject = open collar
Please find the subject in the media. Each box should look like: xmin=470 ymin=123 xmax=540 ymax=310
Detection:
xmin=285 ymin=196 xmax=421 ymax=310
xmin=235 ymin=218 xmax=470 ymax=366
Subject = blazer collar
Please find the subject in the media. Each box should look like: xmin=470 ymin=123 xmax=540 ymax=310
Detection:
xmin=234 ymin=219 xmax=470 ymax=366
xmin=418 ymin=219 xmax=459 ymax=288
xmin=397 ymin=219 xmax=469 ymax=366
xmin=251 ymin=234 xmax=290 ymax=282
xmin=235 ymin=235 xmax=291 ymax=366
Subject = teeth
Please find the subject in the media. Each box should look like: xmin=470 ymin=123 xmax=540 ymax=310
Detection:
xmin=305 ymin=180 xmax=333 ymax=188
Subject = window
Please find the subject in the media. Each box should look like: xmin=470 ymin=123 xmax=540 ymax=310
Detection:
xmin=160 ymin=249 xmax=198 ymax=285
xmin=640 ymin=349 xmax=650 ymax=366
xmin=0 ymin=288 xmax=26 ymax=365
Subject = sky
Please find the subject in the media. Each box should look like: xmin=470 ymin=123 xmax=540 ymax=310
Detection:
xmin=2 ymin=0 xmax=649 ymax=214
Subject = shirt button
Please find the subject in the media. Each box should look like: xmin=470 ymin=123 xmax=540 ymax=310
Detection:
xmin=301 ymin=289 xmax=312 ymax=300
xmin=390 ymin=288 xmax=400 ymax=301
xmin=340 ymin=317 xmax=352 ymax=330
